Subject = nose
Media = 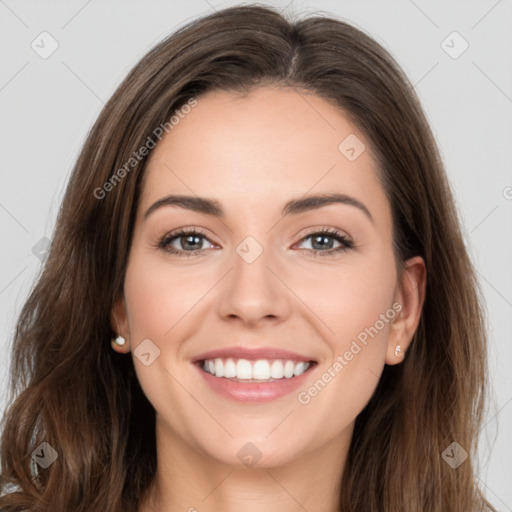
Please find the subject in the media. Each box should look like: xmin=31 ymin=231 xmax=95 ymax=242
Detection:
xmin=216 ymin=240 xmax=291 ymax=328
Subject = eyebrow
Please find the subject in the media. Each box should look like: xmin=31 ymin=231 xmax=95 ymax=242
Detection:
xmin=143 ymin=192 xmax=373 ymax=223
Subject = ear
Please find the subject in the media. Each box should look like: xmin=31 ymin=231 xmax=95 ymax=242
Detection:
xmin=385 ymin=255 xmax=426 ymax=365
xmin=110 ymin=294 xmax=131 ymax=353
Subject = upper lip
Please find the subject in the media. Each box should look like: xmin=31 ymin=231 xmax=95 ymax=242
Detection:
xmin=192 ymin=346 xmax=316 ymax=363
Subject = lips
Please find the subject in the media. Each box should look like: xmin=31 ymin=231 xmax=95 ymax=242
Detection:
xmin=191 ymin=346 xmax=317 ymax=402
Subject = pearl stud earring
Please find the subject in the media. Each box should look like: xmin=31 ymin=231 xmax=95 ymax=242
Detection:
xmin=112 ymin=335 xmax=126 ymax=347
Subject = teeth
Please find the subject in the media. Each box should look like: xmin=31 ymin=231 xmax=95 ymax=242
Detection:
xmin=201 ymin=358 xmax=312 ymax=380
xmin=236 ymin=359 xmax=253 ymax=379
xmin=293 ymin=361 xmax=308 ymax=376
xmin=224 ymin=358 xmax=236 ymax=378
xmin=284 ymin=360 xmax=295 ymax=378
xmin=253 ymin=360 xmax=271 ymax=380
xmin=270 ymin=360 xmax=284 ymax=378
xmin=214 ymin=358 xmax=224 ymax=378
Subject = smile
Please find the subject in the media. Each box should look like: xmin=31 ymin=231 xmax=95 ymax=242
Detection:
xmin=194 ymin=357 xmax=317 ymax=402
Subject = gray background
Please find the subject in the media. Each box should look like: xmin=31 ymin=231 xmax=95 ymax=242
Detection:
xmin=1 ymin=0 xmax=511 ymax=508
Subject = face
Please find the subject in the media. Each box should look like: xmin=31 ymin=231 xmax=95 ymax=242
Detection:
xmin=112 ymin=86 xmax=424 ymax=469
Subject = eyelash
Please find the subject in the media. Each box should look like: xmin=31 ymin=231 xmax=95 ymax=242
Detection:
xmin=156 ymin=226 xmax=354 ymax=258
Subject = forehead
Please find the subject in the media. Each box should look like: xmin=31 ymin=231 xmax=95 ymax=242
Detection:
xmin=140 ymin=86 xmax=390 ymax=226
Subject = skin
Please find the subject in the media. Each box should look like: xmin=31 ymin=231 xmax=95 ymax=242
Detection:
xmin=111 ymin=86 xmax=426 ymax=512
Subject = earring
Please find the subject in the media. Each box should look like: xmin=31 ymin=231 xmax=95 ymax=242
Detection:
xmin=394 ymin=344 xmax=402 ymax=358
xmin=112 ymin=335 xmax=126 ymax=347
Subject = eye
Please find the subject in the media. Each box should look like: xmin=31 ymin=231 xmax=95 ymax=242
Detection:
xmin=156 ymin=226 xmax=354 ymax=258
xmin=157 ymin=227 xmax=215 ymax=257
xmin=295 ymin=227 xmax=354 ymax=256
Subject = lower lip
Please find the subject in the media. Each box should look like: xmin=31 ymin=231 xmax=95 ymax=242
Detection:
xmin=194 ymin=362 xmax=316 ymax=402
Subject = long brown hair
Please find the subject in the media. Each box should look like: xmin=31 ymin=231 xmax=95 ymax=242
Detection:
xmin=0 ymin=4 xmax=497 ymax=511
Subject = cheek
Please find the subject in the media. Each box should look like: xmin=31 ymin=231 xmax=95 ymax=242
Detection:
xmin=290 ymin=250 xmax=397 ymax=434
xmin=123 ymin=252 xmax=210 ymax=341
xmin=121 ymin=251 xmax=208 ymax=431
xmin=288 ymin=251 xmax=397 ymax=410
xmin=285 ymin=249 xmax=397 ymax=352
xmin=333 ymin=267 xmax=396 ymax=351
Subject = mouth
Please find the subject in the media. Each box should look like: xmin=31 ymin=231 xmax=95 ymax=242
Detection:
xmin=193 ymin=357 xmax=318 ymax=402
xmin=195 ymin=357 xmax=317 ymax=382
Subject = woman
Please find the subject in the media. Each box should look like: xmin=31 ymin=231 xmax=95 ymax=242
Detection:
xmin=0 ymin=4 xmax=497 ymax=511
